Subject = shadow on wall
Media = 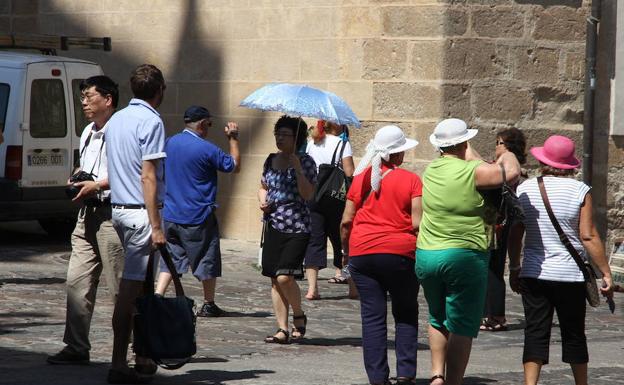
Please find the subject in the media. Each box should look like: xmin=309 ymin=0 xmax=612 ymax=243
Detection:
xmin=12 ymin=0 xmax=271 ymax=239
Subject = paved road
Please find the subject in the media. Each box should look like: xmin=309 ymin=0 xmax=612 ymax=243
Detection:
xmin=1 ymin=221 xmax=623 ymax=385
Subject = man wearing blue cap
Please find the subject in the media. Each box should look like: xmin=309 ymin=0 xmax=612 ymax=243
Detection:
xmin=155 ymin=106 xmax=240 ymax=317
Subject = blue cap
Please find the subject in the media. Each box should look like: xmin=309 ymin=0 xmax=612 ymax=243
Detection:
xmin=183 ymin=105 xmax=211 ymax=123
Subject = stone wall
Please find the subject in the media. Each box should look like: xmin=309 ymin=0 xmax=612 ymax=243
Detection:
xmin=3 ymin=0 xmax=619 ymax=244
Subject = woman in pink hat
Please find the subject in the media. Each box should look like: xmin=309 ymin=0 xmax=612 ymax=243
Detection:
xmin=508 ymin=135 xmax=614 ymax=385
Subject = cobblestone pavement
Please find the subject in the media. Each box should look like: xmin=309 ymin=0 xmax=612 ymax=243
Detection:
xmin=1 ymin=222 xmax=623 ymax=385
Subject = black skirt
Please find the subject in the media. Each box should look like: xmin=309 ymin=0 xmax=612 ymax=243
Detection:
xmin=261 ymin=224 xmax=310 ymax=278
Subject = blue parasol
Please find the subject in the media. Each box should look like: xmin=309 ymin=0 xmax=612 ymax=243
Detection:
xmin=239 ymin=83 xmax=361 ymax=128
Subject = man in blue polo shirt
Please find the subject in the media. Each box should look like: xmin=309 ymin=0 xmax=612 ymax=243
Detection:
xmin=105 ymin=64 xmax=166 ymax=384
xmin=155 ymin=105 xmax=240 ymax=317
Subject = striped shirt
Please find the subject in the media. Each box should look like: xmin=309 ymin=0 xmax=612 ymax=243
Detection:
xmin=517 ymin=176 xmax=591 ymax=282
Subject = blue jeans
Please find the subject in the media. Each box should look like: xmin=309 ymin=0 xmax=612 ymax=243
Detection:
xmin=349 ymin=253 xmax=419 ymax=384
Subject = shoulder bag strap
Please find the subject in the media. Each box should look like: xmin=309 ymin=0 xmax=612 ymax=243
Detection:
xmin=537 ymin=176 xmax=589 ymax=281
xmin=330 ymin=140 xmax=342 ymax=167
xmin=144 ymin=245 xmax=186 ymax=297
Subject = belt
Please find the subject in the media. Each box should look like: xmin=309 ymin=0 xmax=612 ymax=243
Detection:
xmin=112 ymin=203 xmax=163 ymax=210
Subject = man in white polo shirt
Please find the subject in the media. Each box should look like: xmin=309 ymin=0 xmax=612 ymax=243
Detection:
xmin=105 ymin=64 xmax=166 ymax=384
xmin=47 ymin=75 xmax=123 ymax=366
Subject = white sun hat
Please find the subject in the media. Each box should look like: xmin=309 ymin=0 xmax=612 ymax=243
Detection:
xmin=353 ymin=125 xmax=418 ymax=192
xmin=429 ymin=118 xmax=478 ymax=149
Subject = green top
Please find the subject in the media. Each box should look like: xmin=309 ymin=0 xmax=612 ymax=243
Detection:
xmin=417 ymin=156 xmax=489 ymax=251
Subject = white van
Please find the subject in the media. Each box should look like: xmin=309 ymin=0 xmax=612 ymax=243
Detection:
xmin=0 ymin=52 xmax=103 ymax=237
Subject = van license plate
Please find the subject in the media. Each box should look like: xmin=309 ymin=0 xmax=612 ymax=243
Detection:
xmin=27 ymin=153 xmax=64 ymax=167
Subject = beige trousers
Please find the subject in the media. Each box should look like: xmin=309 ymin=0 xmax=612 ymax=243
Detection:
xmin=63 ymin=205 xmax=124 ymax=355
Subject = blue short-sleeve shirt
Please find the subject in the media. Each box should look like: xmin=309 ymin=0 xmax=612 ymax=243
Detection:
xmin=163 ymin=129 xmax=236 ymax=225
xmin=106 ymin=98 xmax=166 ymax=205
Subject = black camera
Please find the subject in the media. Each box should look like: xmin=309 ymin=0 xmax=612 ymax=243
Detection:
xmin=66 ymin=171 xmax=95 ymax=200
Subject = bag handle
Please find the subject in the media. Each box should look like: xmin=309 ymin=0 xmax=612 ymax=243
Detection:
xmin=330 ymin=140 xmax=346 ymax=168
xmin=537 ymin=176 xmax=590 ymax=282
xmin=144 ymin=245 xmax=186 ymax=297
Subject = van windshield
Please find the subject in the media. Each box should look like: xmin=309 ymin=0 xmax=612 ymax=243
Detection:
xmin=30 ymin=79 xmax=67 ymax=138
xmin=0 ymin=83 xmax=8 ymax=133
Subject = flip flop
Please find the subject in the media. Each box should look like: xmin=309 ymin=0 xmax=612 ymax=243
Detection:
xmin=305 ymin=293 xmax=321 ymax=300
xmin=327 ymin=276 xmax=348 ymax=284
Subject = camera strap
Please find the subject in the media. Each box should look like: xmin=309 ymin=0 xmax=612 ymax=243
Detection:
xmin=80 ymin=128 xmax=105 ymax=177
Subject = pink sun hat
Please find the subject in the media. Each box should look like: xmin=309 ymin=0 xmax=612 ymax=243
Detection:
xmin=530 ymin=135 xmax=580 ymax=170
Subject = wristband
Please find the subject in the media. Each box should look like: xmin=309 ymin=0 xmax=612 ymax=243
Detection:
xmin=509 ymin=265 xmax=521 ymax=272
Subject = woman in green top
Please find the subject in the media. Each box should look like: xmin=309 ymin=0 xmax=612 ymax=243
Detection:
xmin=416 ymin=119 xmax=521 ymax=385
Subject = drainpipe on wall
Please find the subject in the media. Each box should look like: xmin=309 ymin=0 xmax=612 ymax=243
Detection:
xmin=583 ymin=0 xmax=601 ymax=186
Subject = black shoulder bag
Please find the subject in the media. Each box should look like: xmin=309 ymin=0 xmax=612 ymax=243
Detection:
xmin=499 ymin=164 xmax=524 ymax=226
xmin=133 ymin=245 xmax=197 ymax=369
xmin=313 ymin=141 xmax=352 ymax=205
xmin=537 ymin=176 xmax=600 ymax=307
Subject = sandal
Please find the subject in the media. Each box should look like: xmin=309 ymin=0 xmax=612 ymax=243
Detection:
xmin=430 ymin=374 xmax=445 ymax=385
xmin=305 ymin=293 xmax=321 ymax=300
xmin=291 ymin=313 xmax=307 ymax=340
xmin=480 ymin=318 xmax=508 ymax=332
xmin=327 ymin=276 xmax=348 ymax=284
xmin=264 ymin=328 xmax=289 ymax=344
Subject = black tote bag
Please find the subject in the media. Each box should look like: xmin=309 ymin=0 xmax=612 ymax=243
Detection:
xmin=313 ymin=140 xmax=352 ymax=205
xmin=133 ymin=245 xmax=197 ymax=369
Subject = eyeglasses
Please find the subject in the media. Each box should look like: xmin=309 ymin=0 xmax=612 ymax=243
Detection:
xmin=79 ymin=93 xmax=101 ymax=102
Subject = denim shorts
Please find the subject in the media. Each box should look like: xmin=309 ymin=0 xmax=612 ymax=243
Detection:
xmin=160 ymin=213 xmax=222 ymax=281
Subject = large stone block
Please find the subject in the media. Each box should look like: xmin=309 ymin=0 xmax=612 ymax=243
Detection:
xmin=564 ymin=50 xmax=585 ymax=81
xmin=86 ymin=12 xmax=136 ymax=41
xmin=441 ymin=84 xmax=471 ymax=120
xmin=472 ymin=6 xmax=525 ymax=38
xmin=249 ymin=41 xmax=301 ymax=81
xmin=216 ymin=196 xmax=252 ymax=239
xmin=512 ymin=46 xmax=560 ymax=84
xmin=220 ymin=41 xmax=254 ymax=81
xmin=327 ymin=81 xmax=373 ymax=121
xmin=472 ymin=85 xmax=533 ymax=121
xmin=363 ymin=39 xmax=408 ymax=80
xmin=178 ymin=82 xmax=227 ymax=118
xmin=372 ymin=82 xmax=441 ymax=120
xmin=533 ymin=85 xmax=583 ymax=125
xmin=532 ymin=5 xmax=587 ymax=41
xmin=410 ymin=121 xmax=441 ymax=161
xmin=130 ymin=11 xmax=184 ymax=42
xmin=382 ymin=6 xmax=468 ymax=37
xmin=444 ymin=39 xmax=508 ymax=80
xmin=337 ymin=6 xmax=382 ymax=37
xmin=336 ymin=39 xmax=366 ymax=80
xmin=411 ymin=40 xmax=444 ymax=80
xmin=300 ymin=40 xmax=340 ymax=80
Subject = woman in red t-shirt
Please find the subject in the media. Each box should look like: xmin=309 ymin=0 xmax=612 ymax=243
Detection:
xmin=340 ymin=125 xmax=422 ymax=385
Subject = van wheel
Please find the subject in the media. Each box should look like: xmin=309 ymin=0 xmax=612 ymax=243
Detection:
xmin=38 ymin=218 xmax=76 ymax=240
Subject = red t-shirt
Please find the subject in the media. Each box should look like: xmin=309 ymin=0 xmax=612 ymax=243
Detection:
xmin=346 ymin=165 xmax=422 ymax=259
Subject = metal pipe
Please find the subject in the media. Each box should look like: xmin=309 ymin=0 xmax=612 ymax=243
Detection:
xmin=583 ymin=0 xmax=601 ymax=185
